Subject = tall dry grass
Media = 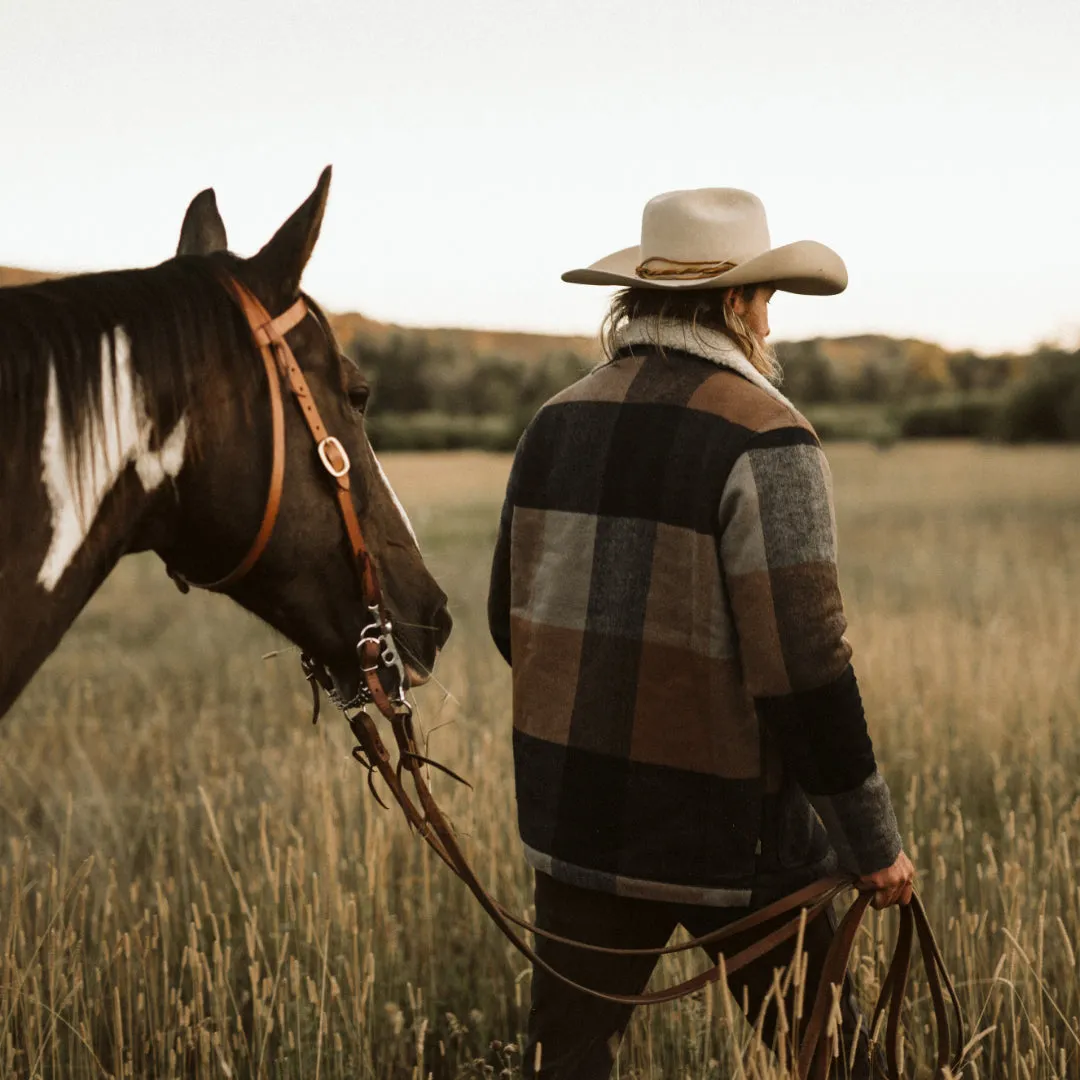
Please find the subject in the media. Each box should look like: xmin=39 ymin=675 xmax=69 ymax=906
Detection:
xmin=1 ymin=444 xmax=1079 ymax=1079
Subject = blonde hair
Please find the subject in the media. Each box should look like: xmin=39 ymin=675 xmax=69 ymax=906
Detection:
xmin=600 ymin=286 xmax=782 ymax=384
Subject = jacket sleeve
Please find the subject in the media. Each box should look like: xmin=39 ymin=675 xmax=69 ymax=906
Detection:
xmin=487 ymin=486 xmax=514 ymax=666
xmin=488 ymin=427 xmax=533 ymax=667
xmin=717 ymin=427 xmax=902 ymax=875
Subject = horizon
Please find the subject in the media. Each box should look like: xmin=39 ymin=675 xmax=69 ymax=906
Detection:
xmin=2 ymin=0 xmax=1078 ymax=354
xmin=0 ymin=261 xmax=1063 ymax=358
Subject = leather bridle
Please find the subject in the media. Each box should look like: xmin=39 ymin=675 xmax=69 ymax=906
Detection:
xmin=166 ymin=272 xmax=407 ymax=712
xmin=170 ymin=272 xmax=965 ymax=1080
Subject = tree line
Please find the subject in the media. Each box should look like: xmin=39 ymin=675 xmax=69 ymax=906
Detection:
xmin=348 ymin=329 xmax=1080 ymax=448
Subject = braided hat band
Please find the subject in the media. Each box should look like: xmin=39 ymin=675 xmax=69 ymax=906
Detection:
xmin=635 ymin=257 xmax=739 ymax=281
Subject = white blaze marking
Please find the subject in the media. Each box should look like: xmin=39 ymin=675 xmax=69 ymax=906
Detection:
xmin=135 ymin=417 xmax=188 ymax=490
xmin=37 ymin=329 xmax=188 ymax=592
xmin=373 ymin=453 xmax=418 ymax=546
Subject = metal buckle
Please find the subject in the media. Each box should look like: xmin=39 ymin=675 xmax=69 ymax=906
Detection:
xmin=317 ymin=436 xmax=351 ymax=478
xmin=356 ymin=607 xmax=408 ymax=705
xmin=379 ymin=634 xmax=407 ymax=700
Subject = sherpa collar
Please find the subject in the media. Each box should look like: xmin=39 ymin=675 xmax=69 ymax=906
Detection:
xmin=611 ymin=317 xmax=796 ymax=410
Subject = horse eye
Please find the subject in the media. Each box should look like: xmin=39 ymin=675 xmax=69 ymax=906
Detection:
xmin=348 ymin=386 xmax=370 ymax=414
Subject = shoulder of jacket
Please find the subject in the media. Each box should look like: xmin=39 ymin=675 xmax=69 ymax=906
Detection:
xmin=689 ymin=367 xmax=819 ymax=441
xmin=539 ymin=358 xmax=640 ymax=410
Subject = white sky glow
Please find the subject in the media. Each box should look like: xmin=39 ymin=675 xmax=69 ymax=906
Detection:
xmin=2 ymin=0 xmax=1078 ymax=352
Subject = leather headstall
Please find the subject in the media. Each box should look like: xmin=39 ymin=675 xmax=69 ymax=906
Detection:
xmin=167 ymin=276 xmax=301 ymax=593
xmin=166 ymin=271 xmax=403 ymax=711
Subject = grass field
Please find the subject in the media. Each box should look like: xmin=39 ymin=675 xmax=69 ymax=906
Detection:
xmin=2 ymin=443 xmax=1080 ymax=1079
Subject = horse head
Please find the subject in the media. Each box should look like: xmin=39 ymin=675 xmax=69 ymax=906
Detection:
xmin=154 ymin=169 xmax=451 ymax=703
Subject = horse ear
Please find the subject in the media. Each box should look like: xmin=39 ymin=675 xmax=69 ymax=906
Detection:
xmin=177 ymin=189 xmax=228 ymax=256
xmin=250 ymin=166 xmax=332 ymax=300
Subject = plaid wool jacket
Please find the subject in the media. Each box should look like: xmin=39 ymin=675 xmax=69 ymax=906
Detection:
xmin=488 ymin=319 xmax=902 ymax=906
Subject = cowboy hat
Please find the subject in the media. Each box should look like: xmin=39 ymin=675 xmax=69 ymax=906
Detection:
xmin=562 ymin=188 xmax=847 ymax=295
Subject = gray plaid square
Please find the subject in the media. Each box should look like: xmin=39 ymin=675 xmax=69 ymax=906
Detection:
xmin=747 ymin=444 xmax=835 ymax=569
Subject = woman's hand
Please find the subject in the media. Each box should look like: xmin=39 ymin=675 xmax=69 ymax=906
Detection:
xmin=859 ymin=850 xmax=916 ymax=909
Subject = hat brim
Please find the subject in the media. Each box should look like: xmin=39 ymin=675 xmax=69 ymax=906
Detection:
xmin=561 ymin=239 xmax=847 ymax=295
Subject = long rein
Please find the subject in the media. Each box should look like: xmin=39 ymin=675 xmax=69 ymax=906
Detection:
xmin=170 ymin=273 xmax=965 ymax=1080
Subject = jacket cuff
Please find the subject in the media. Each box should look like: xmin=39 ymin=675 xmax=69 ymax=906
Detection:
xmin=808 ymin=770 xmax=902 ymax=875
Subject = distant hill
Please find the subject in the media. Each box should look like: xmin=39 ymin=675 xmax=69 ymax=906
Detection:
xmin=0 ymin=264 xmax=1026 ymax=396
xmin=0 ymin=266 xmax=53 ymax=288
xmin=332 ymin=311 xmax=600 ymax=365
xmin=333 ymin=315 xmax=976 ymax=380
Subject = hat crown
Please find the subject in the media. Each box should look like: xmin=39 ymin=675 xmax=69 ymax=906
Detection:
xmin=640 ymin=188 xmax=771 ymax=266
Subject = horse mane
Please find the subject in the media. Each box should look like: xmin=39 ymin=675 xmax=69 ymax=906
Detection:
xmin=0 ymin=254 xmax=260 ymax=481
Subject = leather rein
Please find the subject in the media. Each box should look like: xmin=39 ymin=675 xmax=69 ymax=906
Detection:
xmin=171 ymin=273 xmax=965 ymax=1079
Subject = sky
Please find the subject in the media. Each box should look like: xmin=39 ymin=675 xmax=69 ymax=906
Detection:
xmin=2 ymin=0 xmax=1079 ymax=353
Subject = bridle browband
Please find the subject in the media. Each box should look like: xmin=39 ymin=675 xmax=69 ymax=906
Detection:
xmin=167 ymin=272 xmax=964 ymax=1080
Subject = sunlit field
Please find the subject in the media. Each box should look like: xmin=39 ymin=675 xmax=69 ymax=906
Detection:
xmin=2 ymin=443 xmax=1079 ymax=1079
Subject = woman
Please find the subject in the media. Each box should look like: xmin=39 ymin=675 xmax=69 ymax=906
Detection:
xmin=488 ymin=188 xmax=914 ymax=1079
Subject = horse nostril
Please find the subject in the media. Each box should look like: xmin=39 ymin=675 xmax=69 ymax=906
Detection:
xmin=433 ymin=604 xmax=453 ymax=648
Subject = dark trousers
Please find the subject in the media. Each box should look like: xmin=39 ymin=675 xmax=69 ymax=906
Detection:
xmin=524 ymin=872 xmax=878 ymax=1080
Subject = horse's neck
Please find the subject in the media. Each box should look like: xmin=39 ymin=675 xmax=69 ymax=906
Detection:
xmin=0 ymin=331 xmax=188 ymax=718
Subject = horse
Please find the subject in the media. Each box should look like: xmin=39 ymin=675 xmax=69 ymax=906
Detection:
xmin=0 ymin=167 xmax=452 ymax=720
